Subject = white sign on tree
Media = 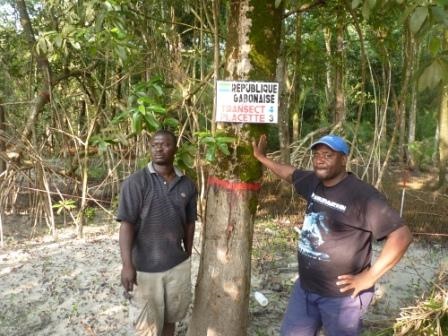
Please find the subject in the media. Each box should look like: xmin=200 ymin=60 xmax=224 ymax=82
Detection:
xmin=215 ymin=80 xmax=279 ymax=124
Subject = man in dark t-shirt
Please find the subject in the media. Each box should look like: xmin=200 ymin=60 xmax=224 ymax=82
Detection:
xmin=252 ymin=134 xmax=412 ymax=336
xmin=117 ymin=129 xmax=197 ymax=336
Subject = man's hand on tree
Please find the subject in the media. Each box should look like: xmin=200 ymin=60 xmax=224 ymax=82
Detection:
xmin=252 ymin=134 xmax=267 ymax=160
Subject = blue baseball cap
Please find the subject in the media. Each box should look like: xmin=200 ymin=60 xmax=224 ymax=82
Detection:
xmin=311 ymin=135 xmax=349 ymax=155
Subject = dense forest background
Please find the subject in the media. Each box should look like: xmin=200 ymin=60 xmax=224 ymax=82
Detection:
xmin=1 ymin=0 xmax=447 ymax=237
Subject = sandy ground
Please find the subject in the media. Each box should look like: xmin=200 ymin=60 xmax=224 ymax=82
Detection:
xmin=0 ymin=220 xmax=446 ymax=336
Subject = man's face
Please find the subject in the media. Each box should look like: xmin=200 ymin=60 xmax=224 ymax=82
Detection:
xmin=150 ymin=133 xmax=177 ymax=165
xmin=312 ymin=144 xmax=347 ymax=184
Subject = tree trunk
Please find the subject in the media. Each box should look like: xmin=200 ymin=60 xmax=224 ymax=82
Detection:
xmin=438 ymin=83 xmax=448 ymax=190
xmin=277 ymin=17 xmax=290 ymax=164
xmin=397 ymin=24 xmax=414 ymax=163
xmin=15 ymin=0 xmax=56 ymax=236
xmin=437 ymin=31 xmax=448 ymax=190
xmin=407 ymin=41 xmax=419 ymax=170
xmin=187 ymin=1 xmax=282 ymax=335
xmin=0 ymin=99 xmax=5 ymax=174
xmin=323 ymin=27 xmax=333 ymax=119
xmin=291 ymin=14 xmax=302 ymax=143
xmin=15 ymin=0 xmax=52 ymax=144
xmin=187 ymin=179 xmax=258 ymax=335
xmin=345 ymin=2 xmax=367 ymax=167
xmin=334 ymin=11 xmax=346 ymax=123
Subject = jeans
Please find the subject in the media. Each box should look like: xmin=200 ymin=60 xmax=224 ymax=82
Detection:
xmin=280 ymin=279 xmax=374 ymax=336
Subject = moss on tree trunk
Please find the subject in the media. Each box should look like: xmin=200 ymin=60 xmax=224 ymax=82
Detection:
xmin=187 ymin=1 xmax=283 ymax=335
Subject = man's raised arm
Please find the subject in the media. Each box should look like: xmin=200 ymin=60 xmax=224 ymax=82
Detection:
xmin=252 ymin=134 xmax=296 ymax=183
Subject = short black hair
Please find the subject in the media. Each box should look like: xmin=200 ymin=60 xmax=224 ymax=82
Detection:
xmin=153 ymin=129 xmax=177 ymax=145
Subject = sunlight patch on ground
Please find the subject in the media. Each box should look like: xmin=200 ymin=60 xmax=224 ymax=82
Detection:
xmin=395 ymin=172 xmax=435 ymax=190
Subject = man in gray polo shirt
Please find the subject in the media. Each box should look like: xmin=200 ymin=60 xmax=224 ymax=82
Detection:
xmin=117 ymin=129 xmax=197 ymax=336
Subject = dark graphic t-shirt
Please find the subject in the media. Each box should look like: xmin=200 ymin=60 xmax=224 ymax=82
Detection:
xmin=292 ymin=170 xmax=404 ymax=297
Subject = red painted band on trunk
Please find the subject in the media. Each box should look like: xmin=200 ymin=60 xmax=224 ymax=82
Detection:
xmin=208 ymin=176 xmax=261 ymax=191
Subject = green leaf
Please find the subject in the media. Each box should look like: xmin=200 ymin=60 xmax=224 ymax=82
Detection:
xmin=431 ymin=5 xmax=448 ymax=26
xmin=162 ymin=117 xmax=179 ymax=128
xmin=436 ymin=0 xmax=448 ymax=6
xmin=115 ymin=45 xmax=127 ymax=61
xmin=103 ymin=1 xmax=113 ymax=11
xmin=54 ymin=35 xmax=63 ymax=48
xmin=177 ymin=155 xmax=193 ymax=169
xmin=205 ymin=145 xmax=216 ymax=162
xmin=147 ymin=104 xmax=166 ymax=115
xmin=199 ymin=136 xmax=215 ymax=145
xmin=61 ymin=24 xmax=75 ymax=36
xmin=36 ymin=37 xmax=48 ymax=54
xmin=138 ymin=104 xmax=146 ymax=114
xmin=428 ymin=36 xmax=441 ymax=56
xmin=132 ymin=112 xmax=143 ymax=133
xmin=89 ymin=134 xmax=102 ymax=146
xmin=52 ymin=199 xmax=76 ymax=213
xmin=135 ymin=91 xmax=147 ymax=98
xmin=352 ymin=0 xmax=362 ymax=9
xmin=216 ymin=136 xmax=235 ymax=144
xmin=98 ymin=141 xmax=109 ymax=153
xmin=181 ymin=154 xmax=194 ymax=168
xmin=410 ymin=6 xmax=429 ymax=34
xmin=187 ymin=144 xmax=197 ymax=153
xmin=137 ymin=96 xmax=155 ymax=105
xmin=95 ymin=12 xmax=105 ymax=32
xmin=196 ymin=131 xmax=211 ymax=138
xmin=142 ymin=113 xmax=160 ymax=131
xmin=85 ymin=2 xmax=95 ymax=20
xmin=177 ymin=145 xmax=195 ymax=168
xmin=151 ymin=83 xmax=164 ymax=96
xmin=69 ymin=40 xmax=81 ymax=50
xmin=362 ymin=1 xmax=371 ymax=20
xmin=418 ymin=60 xmax=443 ymax=91
xmin=112 ymin=110 xmax=130 ymax=124
xmin=217 ymin=143 xmax=230 ymax=156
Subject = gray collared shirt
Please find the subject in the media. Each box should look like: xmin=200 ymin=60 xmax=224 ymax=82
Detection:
xmin=117 ymin=163 xmax=197 ymax=272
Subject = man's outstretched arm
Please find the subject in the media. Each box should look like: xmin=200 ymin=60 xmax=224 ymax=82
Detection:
xmin=252 ymin=134 xmax=296 ymax=183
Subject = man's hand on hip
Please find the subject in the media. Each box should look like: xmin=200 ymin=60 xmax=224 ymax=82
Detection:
xmin=336 ymin=268 xmax=375 ymax=298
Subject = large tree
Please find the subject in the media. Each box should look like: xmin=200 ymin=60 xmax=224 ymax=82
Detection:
xmin=186 ymin=1 xmax=283 ymax=335
xmin=438 ymin=81 xmax=448 ymax=190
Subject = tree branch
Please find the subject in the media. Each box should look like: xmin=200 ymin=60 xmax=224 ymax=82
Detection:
xmin=284 ymin=0 xmax=327 ymax=19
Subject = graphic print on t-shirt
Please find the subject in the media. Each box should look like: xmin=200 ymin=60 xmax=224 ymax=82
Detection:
xmin=298 ymin=192 xmax=347 ymax=262
xmin=298 ymin=211 xmax=330 ymax=261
